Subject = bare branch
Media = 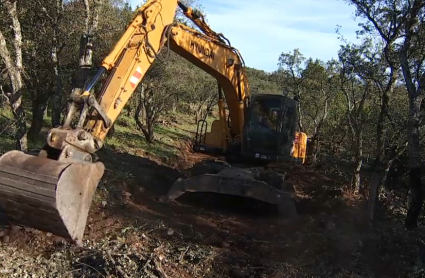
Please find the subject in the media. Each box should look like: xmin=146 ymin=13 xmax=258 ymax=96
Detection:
xmin=83 ymin=0 xmax=90 ymax=33
xmin=0 ymin=85 xmax=10 ymax=104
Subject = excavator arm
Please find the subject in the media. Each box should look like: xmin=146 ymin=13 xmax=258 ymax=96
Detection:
xmin=176 ymin=2 xmax=231 ymax=46
xmin=0 ymin=0 xmax=251 ymax=244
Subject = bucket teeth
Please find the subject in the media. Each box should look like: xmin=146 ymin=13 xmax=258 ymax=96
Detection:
xmin=0 ymin=150 xmax=104 ymax=244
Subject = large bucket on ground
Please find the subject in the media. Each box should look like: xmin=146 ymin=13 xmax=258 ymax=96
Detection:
xmin=160 ymin=167 xmax=298 ymax=218
xmin=0 ymin=150 xmax=104 ymax=244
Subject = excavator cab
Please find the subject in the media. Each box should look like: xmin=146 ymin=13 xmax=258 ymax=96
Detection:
xmin=242 ymin=94 xmax=305 ymax=163
xmin=193 ymin=93 xmax=307 ymax=163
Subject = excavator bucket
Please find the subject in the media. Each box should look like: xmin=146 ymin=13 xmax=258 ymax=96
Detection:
xmin=0 ymin=150 xmax=104 ymax=245
xmin=160 ymin=167 xmax=298 ymax=218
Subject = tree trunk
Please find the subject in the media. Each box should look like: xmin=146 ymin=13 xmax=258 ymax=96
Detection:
xmin=352 ymin=156 xmax=362 ymax=194
xmin=405 ymin=167 xmax=422 ymax=228
xmin=134 ymin=85 xmax=155 ymax=144
xmin=0 ymin=1 xmax=27 ymax=151
xmin=9 ymin=67 xmax=27 ymax=150
xmin=367 ymin=172 xmax=381 ymax=225
xmin=195 ymin=109 xmax=201 ymax=124
xmin=352 ymin=128 xmax=363 ymax=193
xmin=145 ymin=117 xmax=155 ymax=143
xmin=309 ymin=134 xmax=319 ymax=164
xmin=51 ymin=91 xmax=62 ymax=127
xmin=51 ymin=11 xmax=63 ymax=127
xmin=404 ymin=97 xmax=423 ymax=230
xmin=50 ymin=0 xmax=63 ymax=127
xmin=296 ymin=95 xmax=303 ymax=132
xmin=368 ymin=72 xmax=396 ymax=222
xmin=374 ymin=91 xmax=389 ymax=169
xmin=396 ymin=6 xmax=425 ymax=227
xmin=135 ymin=90 xmax=145 ymax=132
xmin=10 ymin=75 xmax=27 ymax=151
xmin=346 ymin=113 xmax=362 ymax=193
xmin=28 ymin=94 xmax=49 ymax=140
xmin=137 ymin=114 xmax=155 ymax=143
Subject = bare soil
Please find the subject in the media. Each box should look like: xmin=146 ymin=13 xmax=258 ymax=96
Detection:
xmin=0 ymin=141 xmax=424 ymax=278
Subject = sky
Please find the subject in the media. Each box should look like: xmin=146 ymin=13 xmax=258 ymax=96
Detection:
xmin=128 ymin=0 xmax=362 ymax=72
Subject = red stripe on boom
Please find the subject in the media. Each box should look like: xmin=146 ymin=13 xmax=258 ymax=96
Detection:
xmin=133 ymin=70 xmax=142 ymax=80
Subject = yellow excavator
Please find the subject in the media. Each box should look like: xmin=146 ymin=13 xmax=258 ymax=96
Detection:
xmin=0 ymin=0 xmax=307 ymax=245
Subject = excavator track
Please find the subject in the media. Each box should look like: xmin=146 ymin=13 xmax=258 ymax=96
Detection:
xmin=0 ymin=150 xmax=104 ymax=245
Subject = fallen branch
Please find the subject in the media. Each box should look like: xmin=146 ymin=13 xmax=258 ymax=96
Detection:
xmin=179 ymin=246 xmax=190 ymax=261
xmin=75 ymin=262 xmax=105 ymax=278
xmin=106 ymin=250 xmax=130 ymax=278
xmin=154 ymin=260 xmax=169 ymax=278
xmin=0 ymin=85 xmax=10 ymax=104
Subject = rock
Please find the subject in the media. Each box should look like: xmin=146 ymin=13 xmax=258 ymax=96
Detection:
xmin=167 ymin=228 xmax=174 ymax=236
xmin=52 ymin=237 xmax=65 ymax=245
xmin=11 ymin=225 xmax=21 ymax=233
xmin=101 ymin=201 xmax=108 ymax=207
xmin=230 ymin=267 xmax=245 ymax=278
xmin=123 ymin=192 xmax=132 ymax=198
xmin=269 ymin=270 xmax=283 ymax=278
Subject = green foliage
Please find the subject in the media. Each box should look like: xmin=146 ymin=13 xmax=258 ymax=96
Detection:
xmin=245 ymin=67 xmax=280 ymax=95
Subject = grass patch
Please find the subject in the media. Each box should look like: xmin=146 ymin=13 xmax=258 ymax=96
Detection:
xmin=0 ymin=107 xmax=52 ymax=152
xmin=0 ymin=108 xmax=18 ymax=154
xmin=0 ymin=106 xmax=219 ymax=163
xmin=105 ymin=128 xmax=178 ymax=159
xmin=104 ymin=110 xmax=219 ymax=160
xmin=106 ymin=112 xmax=219 ymax=160
xmin=0 ymin=138 xmax=15 ymax=156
